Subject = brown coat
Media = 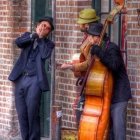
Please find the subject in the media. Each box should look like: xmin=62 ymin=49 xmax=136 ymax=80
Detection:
xmin=73 ymin=38 xmax=92 ymax=77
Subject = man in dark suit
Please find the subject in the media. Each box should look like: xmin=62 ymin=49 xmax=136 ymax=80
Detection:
xmin=8 ymin=16 xmax=55 ymax=140
xmin=87 ymin=23 xmax=132 ymax=140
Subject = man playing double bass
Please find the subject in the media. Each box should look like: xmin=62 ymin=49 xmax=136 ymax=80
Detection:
xmin=87 ymin=23 xmax=132 ymax=140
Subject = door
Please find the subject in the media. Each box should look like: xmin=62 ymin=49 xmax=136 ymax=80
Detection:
xmin=31 ymin=0 xmax=53 ymax=138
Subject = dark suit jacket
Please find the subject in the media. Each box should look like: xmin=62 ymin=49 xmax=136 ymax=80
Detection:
xmin=8 ymin=32 xmax=55 ymax=91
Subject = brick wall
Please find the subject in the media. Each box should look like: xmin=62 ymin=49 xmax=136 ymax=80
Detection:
xmin=55 ymin=0 xmax=92 ymax=129
xmin=0 ymin=0 xmax=30 ymax=139
xmin=0 ymin=0 xmax=139 ymax=139
xmin=126 ymin=0 xmax=140 ymax=139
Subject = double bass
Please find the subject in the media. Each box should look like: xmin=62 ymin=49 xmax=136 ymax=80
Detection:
xmin=78 ymin=0 xmax=124 ymax=140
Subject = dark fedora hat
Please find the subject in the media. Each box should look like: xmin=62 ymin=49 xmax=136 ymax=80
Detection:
xmin=38 ymin=16 xmax=54 ymax=31
xmin=86 ymin=23 xmax=103 ymax=36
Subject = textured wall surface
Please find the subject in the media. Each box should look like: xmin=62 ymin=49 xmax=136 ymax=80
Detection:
xmin=126 ymin=0 xmax=140 ymax=139
xmin=0 ymin=0 xmax=30 ymax=139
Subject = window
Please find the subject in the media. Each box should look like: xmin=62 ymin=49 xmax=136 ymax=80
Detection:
xmin=92 ymin=0 xmax=127 ymax=65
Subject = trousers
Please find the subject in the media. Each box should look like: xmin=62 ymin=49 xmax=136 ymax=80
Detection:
xmin=15 ymin=75 xmax=41 ymax=140
xmin=109 ymin=101 xmax=128 ymax=140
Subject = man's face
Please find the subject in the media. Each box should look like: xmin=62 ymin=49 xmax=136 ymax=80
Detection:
xmin=88 ymin=35 xmax=100 ymax=45
xmin=36 ymin=21 xmax=51 ymax=38
xmin=79 ymin=23 xmax=89 ymax=32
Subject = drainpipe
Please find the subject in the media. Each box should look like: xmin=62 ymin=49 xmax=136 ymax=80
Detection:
xmin=50 ymin=0 xmax=62 ymax=140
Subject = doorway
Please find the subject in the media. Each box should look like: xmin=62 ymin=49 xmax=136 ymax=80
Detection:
xmin=31 ymin=0 xmax=53 ymax=138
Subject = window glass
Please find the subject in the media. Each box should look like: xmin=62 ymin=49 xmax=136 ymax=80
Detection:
xmin=92 ymin=0 xmax=122 ymax=46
